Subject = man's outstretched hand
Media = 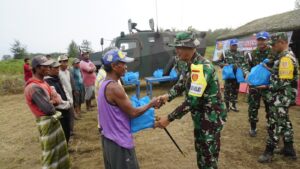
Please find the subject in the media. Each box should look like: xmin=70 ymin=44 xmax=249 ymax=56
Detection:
xmin=155 ymin=116 xmax=170 ymax=129
xmin=150 ymin=97 xmax=163 ymax=109
xmin=155 ymin=94 xmax=169 ymax=108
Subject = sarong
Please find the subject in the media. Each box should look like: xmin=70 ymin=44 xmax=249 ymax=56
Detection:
xmin=36 ymin=115 xmax=70 ymax=169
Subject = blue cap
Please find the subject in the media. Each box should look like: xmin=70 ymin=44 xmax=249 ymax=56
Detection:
xmin=230 ymin=39 xmax=238 ymax=46
xmin=101 ymin=49 xmax=134 ymax=65
xmin=256 ymin=31 xmax=269 ymax=40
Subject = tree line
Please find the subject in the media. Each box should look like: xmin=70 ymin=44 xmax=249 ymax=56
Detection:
xmin=3 ymin=39 xmax=94 ymax=60
xmin=3 ymin=27 xmax=235 ymax=61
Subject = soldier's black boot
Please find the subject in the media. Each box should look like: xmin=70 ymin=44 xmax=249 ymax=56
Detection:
xmin=249 ymin=122 xmax=257 ymax=137
xmin=225 ymin=102 xmax=230 ymax=113
xmin=230 ymin=102 xmax=239 ymax=112
xmin=258 ymin=145 xmax=274 ymax=163
xmin=277 ymin=142 xmax=297 ymax=160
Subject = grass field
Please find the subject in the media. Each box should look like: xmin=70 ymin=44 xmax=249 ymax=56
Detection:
xmin=0 ymin=59 xmax=25 ymax=95
xmin=0 ymin=59 xmax=24 ymax=75
xmin=1 ymin=83 xmax=299 ymax=169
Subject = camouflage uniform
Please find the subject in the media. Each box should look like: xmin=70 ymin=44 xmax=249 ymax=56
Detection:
xmin=259 ymin=32 xmax=299 ymax=162
xmin=247 ymin=46 xmax=274 ymax=124
xmin=173 ymin=55 xmax=188 ymax=74
xmin=218 ymin=49 xmax=249 ymax=109
xmin=266 ymin=49 xmax=299 ymax=147
xmin=166 ymin=31 xmax=226 ymax=169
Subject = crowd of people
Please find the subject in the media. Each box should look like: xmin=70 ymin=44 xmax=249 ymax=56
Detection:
xmin=24 ymin=51 xmax=97 ymax=168
xmin=23 ymin=31 xmax=298 ymax=169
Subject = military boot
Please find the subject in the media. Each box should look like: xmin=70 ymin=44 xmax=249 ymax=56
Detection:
xmin=230 ymin=102 xmax=239 ymax=112
xmin=275 ymin=142 xmax=297 ymax=160
xmin=225 ymin=102 xmax=230 ymax=113
xmin=249 ymin=122 xmax=257 ymax=137
xmin=258 ymin=145 xmax=274 ymax=163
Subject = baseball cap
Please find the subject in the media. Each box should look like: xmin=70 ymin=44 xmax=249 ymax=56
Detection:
xmin=101 ymin=49 xmax=134 ymax=65
xmin=230 ymin=39 xmax=238 ymax=46
xmin=169 ymin=32 xmax=200 ymax=48
xmin=269 ymin=32 xmax=288 ymax=46
xmin=72 ymin=58 xmax=80 ymax=64
xmin=32 ymin=55 xmax=54 ymax=68
xmin=50 ymin=61 xmax=61 ymax=68
xmin=256 ymin=31 xmax=270 ymax=40
xmin=80 ymin=48 xmax=90 ymax=55
xmin=57 ymin=55 xmax=69 ymax=62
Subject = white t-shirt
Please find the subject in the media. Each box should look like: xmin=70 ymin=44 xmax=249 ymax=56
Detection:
xmin=59 ymin=69 xmax=73 ymax=104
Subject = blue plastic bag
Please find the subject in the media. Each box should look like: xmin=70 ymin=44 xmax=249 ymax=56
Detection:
xmin=130 ymin=95 xmax=140 ymax=107
xmin=247 ymin=63 xmax=271 ymax=86
xmin=153 ymin=69 xmax=163 ymax=78
xmin=222 ymin=64 xmax=235 ymax=80
xmin=169 ymin=68 xmax=177 ymax=78
xmin=130 ymin=96 xmax=155 ymax=133
xmin=235 ymin=68 xmax=245 ymax=83
xmin=124 ymin=72 xmax=139 ymax=84
xmin=139 ymin=96 xmax=151 ymax=105
xmin=263 ymin=58 xmax=270 ymax=64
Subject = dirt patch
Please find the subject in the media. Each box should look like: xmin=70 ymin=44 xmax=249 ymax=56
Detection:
xmin=1 ymin=86 xmax=299 ymax=169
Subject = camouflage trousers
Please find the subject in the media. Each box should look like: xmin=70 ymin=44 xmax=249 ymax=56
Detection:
xmin=191 ymin=106 xmax=226 ymax=169
xmin=266 ymin=91 xmax=294 ymax=147
xmin=224 ymin=79 xmax=239 ymax=104
xmin=248 ymin=87 xmax=270 ymax=123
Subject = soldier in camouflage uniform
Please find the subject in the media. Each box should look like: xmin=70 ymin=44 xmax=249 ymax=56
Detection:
xmin=173 ymin=55 xmax=188 ymax=75
xmin=247 ymin=31 xmax=274 ymax=137
xmin=156 ymin=32 xmax=227 ymax=169
xmin=217 ymin=39 xmax=249 ymax=112
xmin=258 ymin=32 xmax=298 ymax=163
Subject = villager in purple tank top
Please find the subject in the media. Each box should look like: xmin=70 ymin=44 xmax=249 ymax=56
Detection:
xmin=97 ymin=49 xmax=161 ymax=169
xmin=98 ymin=80 xmax=134 ymax=149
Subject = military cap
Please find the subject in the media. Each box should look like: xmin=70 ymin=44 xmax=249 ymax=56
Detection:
xmin=170 ymin=32 xmax=200 ymax=48
xmin=269 ymin=32 xmax=288 ymax=46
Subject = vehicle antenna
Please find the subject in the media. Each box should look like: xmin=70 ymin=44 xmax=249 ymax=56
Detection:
xmin=155 ymin=0 xmax=159 ymax=32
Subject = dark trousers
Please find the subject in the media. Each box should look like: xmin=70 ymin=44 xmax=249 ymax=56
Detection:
xmin=69 ymin=106 xmax=75 ymax=134
xmin=58 ymin=109 xmax=71 ymax=143
xmin=100 ymin=135 xmax=139 ymax=169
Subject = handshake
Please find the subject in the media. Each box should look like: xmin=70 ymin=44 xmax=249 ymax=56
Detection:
xmin=148 ymin=94 xmax=172 ymax=129
xmin=149 ymin=94 xmax=169 ymax=109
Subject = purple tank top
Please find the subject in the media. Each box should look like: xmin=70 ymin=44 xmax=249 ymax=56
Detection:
xmin=97 ymin=80 xmax=134 ymax=149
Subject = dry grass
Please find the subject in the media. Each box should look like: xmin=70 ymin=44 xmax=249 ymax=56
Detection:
xmin=0 ymin=75 xmax=24 ymax=95
xmin=0 ymin=84 xmax=300 ymax=169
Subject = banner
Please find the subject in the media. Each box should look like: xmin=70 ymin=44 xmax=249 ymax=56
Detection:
xmin=212 ymin=31 xmax=293 ymax=61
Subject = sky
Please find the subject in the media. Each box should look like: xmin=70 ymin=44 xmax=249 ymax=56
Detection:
xmin=0 ymin=0 xmax=296 ymax=58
